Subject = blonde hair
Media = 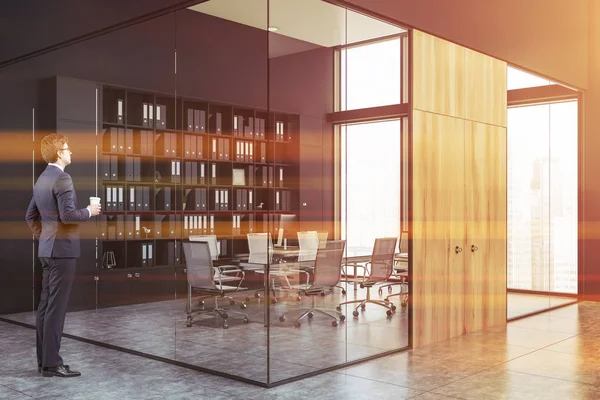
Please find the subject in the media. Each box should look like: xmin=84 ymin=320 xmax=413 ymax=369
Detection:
xmin=40 ymin=133 xmax=68 ymax=163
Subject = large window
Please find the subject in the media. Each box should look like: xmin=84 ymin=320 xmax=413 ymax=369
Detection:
xmin=340 ymin=38 xmax=401 ymax=111
xmin=507 ymin=101 xmax=578 ymax=294
xmin=340 ymin=120 xmax=402 ymax=256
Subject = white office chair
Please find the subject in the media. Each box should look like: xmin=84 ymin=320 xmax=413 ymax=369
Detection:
xmin=182 ymin=241 xmax=249 ymax=329
xmin=297 ymin=231 xmax=319 ymax=262
xmin=245 ymin=232 xmax=304 ymax=304
xmin=189 ymin=234 xmax=246 ymax=305
xmin=246 ymin=232 xmax=273 ymax=265
xmin=297 ymin=230 xmax=345 ymax=295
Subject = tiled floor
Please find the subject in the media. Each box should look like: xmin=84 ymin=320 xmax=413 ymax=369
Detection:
xmin=2 ymin=285 xmax=409 ymax=384
xmin=2 ymin=301 xmax=600 ymax=399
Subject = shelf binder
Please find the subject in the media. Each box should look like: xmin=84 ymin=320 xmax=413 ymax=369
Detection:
xmin=135 ymin=215 xmax=140 ymax=239
xmin=199 ymin=110 xmax=206 ymax=133
xmin=216 ymin=112 xmax=222 ymax=134
xmin=187 ymin=109 xmax=194 ymax=131
xmin=117 ymin=99 xmax=123 ymax=124
xmin=126 ymin=129 xmax=133 ymax=154
xmin=142 ymin=186 xmax=150 ymax=211
xmin=157 ymin=104 xmax=166 ymax=128
xmin=197 ymin=136 xmax=203 ymax=159
xmin=142 ymin=243 xmax=148 ymax=267
xmin=126 ymin=158 xmax=133 ymax=181
xmin=143 ymin=103 xmax=148 ymax=127
xmin=129 ymin=187 xmax=135 ymax=210
xmin=148 ymin=243 xmax=154 ymax=267
xmin=134 ymin=157 xmax=141 ymax=181
xmin=170 ymin=132 xmax=177 ymax=156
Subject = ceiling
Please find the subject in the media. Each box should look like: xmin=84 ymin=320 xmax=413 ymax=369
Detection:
xmin=189 ymin=0 xmax=405 ymax=53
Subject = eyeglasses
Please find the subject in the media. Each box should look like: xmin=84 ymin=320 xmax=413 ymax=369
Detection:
xmin=60 ymin=147 xmax=72 ymax=154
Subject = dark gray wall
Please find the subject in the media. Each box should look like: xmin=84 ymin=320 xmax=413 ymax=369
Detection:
xmin=0 ymin=8 xmax=333 ymax=313
xmin=0 ymin=0 xmax=197 ymax=65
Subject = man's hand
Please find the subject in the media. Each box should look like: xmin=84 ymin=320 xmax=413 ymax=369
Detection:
xmin=87 ymin=204 xmax=101 ymax=217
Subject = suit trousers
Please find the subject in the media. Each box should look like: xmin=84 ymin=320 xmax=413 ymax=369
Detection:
xmin=36 ymin=257 xmax=76 ymax=368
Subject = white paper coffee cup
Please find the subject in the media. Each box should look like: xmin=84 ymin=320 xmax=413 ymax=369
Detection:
xmin=90 ymin=196 xmax=101 ymax=206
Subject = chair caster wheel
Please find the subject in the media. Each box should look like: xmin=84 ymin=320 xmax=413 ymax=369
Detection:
xmin=240 ymin=303 xmax=247 ymax=309
xmin=307 ymin=312 xmax=314 ymax=319
xmin=271 ymin=298 xmax=278 ymax=304
xmin=386 ymin=310 xmax=392 ymax=316
xmin=296 ymin=296 xmax=302 ymax=301
xmin=342 ymin=290 xmax=347 ymax=295
xmin=340 ymin=315 xmax=346 ymax=321
xmin=353 ymin=310 xmax=359 ymax=317
xmin=321 ymin=292 xmax=326 ymax=296
xmin=336 ymin=306 xmax=342 ymax=312
xmin=332 ymin=320 xmax=338 ymax=327
xmin=391 ymin=305 xmax=397 ymax=311
xmin=229 ymin=299 xmax=236 ymax=305
xmin=243 ymin=317 xmax=249 ymax=324
xmin=294 ymin=322 xmax=301 ymax=328
xmin=223 ymin=324 xmax=229 ymax=329
xmin=223 ymin=313 xmax=228 ymax=319
xmin=384 ymin=298 xmax=390 ymax=303
xmin=198 ymin=300 xmax=205 ymax=306
xmin=360 ymin=304 xmax=366 ymax=310
xmin=401 ymin=302 xmax=408 ymax=307
xmin=255 ymin=293 xmax=261 ymax=298
xmin=186 ymin=316 xmax=193 ymax=327
xmin=279 ymin=315 xmax=286 ymax=322
xmin=245 ymin=297 xmax=250 ymax=302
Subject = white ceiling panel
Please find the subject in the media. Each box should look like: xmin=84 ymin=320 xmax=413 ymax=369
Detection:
xmin=189 ymin=0 xmax=405 ymax=49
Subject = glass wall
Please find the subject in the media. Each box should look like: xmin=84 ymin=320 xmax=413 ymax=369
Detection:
xmin=507 ymin=100 xmax=578 ymax=318
xmin=0 ymin=0 xmax=409 ymax=387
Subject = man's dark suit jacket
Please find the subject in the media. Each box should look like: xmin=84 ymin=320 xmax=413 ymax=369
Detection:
xmin=25 ymin=165 xmax=90 ymax=258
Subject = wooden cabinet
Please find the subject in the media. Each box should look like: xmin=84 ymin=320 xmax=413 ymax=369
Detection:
xmin=412 ymin=110 xmax=506 ymax=346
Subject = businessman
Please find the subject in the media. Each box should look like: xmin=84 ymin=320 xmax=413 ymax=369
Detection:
xmin=25 ymin=133 xmax=101 ymax=378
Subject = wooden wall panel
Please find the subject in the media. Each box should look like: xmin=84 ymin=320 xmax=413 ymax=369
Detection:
xmin=464 ymin=48 xmax=507 ymax=127
xmin=412 ymin=30 xmax=448 ymax=116
xmin=413 ymin=30 xmax=507 ymax=127
xmin=412 ymin=30 xmax=466 ymax=119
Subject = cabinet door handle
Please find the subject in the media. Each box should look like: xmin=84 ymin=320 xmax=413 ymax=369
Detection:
xmin=455 ymin=246 xmax=463 ymax=254
xmin=471 ymin=245 xmax=479 ymax=252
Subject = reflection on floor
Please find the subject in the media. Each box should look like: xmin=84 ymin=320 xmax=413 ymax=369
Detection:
xmin=507 ymin=292 xmax=576 ymax=320
xmin=2 ymin=301 xmax=600 ymax=399
xmin=2 ymin=285 xmax=409 ymax=384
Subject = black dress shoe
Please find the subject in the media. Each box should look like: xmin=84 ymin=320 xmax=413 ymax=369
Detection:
xmin=39 ymin=364 xmax=69 ymax=373
xmin=42 ymin=365 xmax=81 ymax=378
